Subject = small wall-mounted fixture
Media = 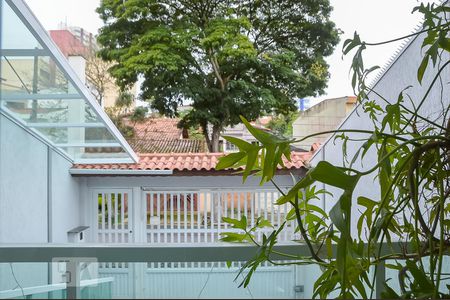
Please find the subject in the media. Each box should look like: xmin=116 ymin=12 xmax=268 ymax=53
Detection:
xmin=67 ymin=226 xmax=89 ymax=243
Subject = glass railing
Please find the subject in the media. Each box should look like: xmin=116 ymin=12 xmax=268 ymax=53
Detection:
xmin=1 ymin=243 xmax=448 ymax=299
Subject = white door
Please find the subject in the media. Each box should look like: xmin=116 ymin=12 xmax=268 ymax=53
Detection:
xmin=91 ymin=189 xmax=134 ymax=243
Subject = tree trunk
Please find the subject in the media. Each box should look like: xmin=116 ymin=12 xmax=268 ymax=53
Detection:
xmin=211 ymin=125 xmax=221 ymax=152
xmin=202 ymin=123 xmax=222 ymax=152
xmin=202 ymin=123 xmax=212 ymax=152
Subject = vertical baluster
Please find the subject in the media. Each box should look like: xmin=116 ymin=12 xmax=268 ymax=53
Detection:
xmin=101 ymin=193 xmax=105 ymax=243
xmin=277 ymin=191 xmax=281 ymax=229
xmin=203 ymin=191 xmax=208 ymax=243
xmin=107 ymin=193 xmax=112 ymax=243
xmin=224 ymin=192 xmax=228 ymax=230
xmin=121 ymin=192 xmax=125 ymax=243
xmin=170 ymin=193 xmax=174 ymax=243
xmin=237 ymin=192 xmax=241 ymax=220
xmin=264 ymin=191 xmax=268 ymax=221
xmin=157 ymin=193 xmax=161 ymax=243
xmin=270 ymin=191 xmax=275 ymax=226
xmin=250 ymin=191 xmax=255 ymax=229
xmin=217 ymin=192 xmax=222 ymax=240
xmin=177 ymin=192 xmax=181 ymax=243
xmin=150 ymin=193 xmax=154 ymax=243
xmin=127 ymin=192 xmax=132 ymax=243
xmin=210 ymin=192 xmax=215 ymax=242
xmin=163 ymin=193 xmax=167 ymax=243
xmin=257 ymin=192 xmax=261 ymax=241
xmin=184 ymin=192 xmax=187 ymax=243
xmin=197 ymin=192 xmax=201 ymax=243
xmin=114 ymin=193 xmax=118 ymax=243
xmin=190 ymin=192 xmax=194 ymax=244
xmin=284 ymin=203 xmax=288 ymax=241
xmin=244 ymin=191 xmax=248 ymax=223
xmin=231 ymin=191 xmax=234 ymax=220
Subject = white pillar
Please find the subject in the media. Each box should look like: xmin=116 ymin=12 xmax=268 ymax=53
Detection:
xmin=67 ymin=56 xmax=86 ymax=158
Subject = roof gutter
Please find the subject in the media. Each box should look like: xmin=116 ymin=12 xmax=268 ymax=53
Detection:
xmin=69 ymin=169 xmax=173 ymax=176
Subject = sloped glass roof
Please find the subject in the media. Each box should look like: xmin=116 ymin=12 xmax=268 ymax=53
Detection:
xmin=0 ymin=0 xmax=138 ymax=163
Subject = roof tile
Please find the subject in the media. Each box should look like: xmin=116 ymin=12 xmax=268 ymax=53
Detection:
xmin=73 ymin=151 xmax=313 ymax=173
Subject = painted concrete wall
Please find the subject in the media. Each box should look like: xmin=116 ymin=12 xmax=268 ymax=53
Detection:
xmin=50 ymin=150 xmax=81 ymax=243
xmin=0 ymin=114 xmax=48 ymax=243
xmin=292 ymin=96 xmax=356 ymax=150
xmin=0 ymin=114 xmax=82 ymax=243
xmin=0 ymin=114 xmax=84 ymax=291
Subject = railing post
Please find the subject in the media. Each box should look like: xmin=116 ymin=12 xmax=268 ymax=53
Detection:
xmin=66 ymin=261 xmax=80 ymax=299
xmin=375 ymin=260 xmax=386 ymax=299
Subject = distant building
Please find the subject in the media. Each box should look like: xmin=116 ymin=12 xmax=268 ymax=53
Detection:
xmin=220 ymin=118 xmax=272 ymax=153
xmin=49 ymin=26 xmax=137 ymax=109
xmin=292 ymin=96 xmax=357 ymax=150
xmin=298 ymin=98 xmax=311 ymax=111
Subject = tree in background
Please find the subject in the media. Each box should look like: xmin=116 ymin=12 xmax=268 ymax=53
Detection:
xmin=105 ymin=91 xmax=139 ymax=138
xmin=85 ymin=51 xmax=116 ymax=106
xmin=266 ymin=111 xmax=299 ymax=138
xmin=96 ymin=0 xmax=339 ymax=152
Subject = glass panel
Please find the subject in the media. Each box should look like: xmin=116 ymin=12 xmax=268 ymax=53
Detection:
xmin=0 ymin=261 xmax=322 ymax=299
xmin=35 ymin=127 xmax=117 ymax=144
xmin=0 ymin=0 xmax=42 ymax=49
xmin=0 ymin=0 xmax=137 ymax=163
xmin=1 ymin=99 xmax=102 ymax=124
xmin=61 ymin=147 xmax=130 ymax=160
xmin=0 ymin=55 xmax=76 ymax=95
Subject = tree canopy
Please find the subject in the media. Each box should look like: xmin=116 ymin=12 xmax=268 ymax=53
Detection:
xmin=96 ymin=0 xmax=339 ymax=151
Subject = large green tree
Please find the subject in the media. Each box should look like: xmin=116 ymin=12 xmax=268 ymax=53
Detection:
xmin=96 ymin=0 xmax=339 ymax=152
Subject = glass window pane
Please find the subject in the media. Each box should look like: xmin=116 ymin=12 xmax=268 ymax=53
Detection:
xmin=1 ymin=99 xmax=102 ymax=124
xmin=36 ymin=127 xmax=117 ymax=144
xmin=0 ymin=0 xmax=43 ymax=49
xmin=61 ymin=147 xmax=130 ymax=160
xmin=1 ymin=55 xmax=77 ymax=95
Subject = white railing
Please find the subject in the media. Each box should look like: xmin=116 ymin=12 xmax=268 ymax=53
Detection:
xmin=143 ymin=188 xmax=299 ymax=244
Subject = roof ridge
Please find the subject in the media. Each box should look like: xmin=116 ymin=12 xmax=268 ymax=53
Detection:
xmin=137 ymin=152 xmax=223 ymax=157
xmin=367 ymin=16 xmax=426 ymax=89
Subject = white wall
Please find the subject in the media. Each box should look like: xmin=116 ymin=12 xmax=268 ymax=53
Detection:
xmin=50 ymin=150 xmax=81 ymax=243
xmin=0 ymin=114 xmax=48 ymax=243
xmin=0 ymin=114 xmax=82 ymax=243
xmin=83 ymin=173 xmax=297 ymax=190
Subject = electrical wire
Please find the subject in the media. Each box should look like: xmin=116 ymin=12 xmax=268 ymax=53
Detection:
xmin=197 ymin=263 xmax=215 ymax=298
xmin=9 ymin=263 xmax=25 ymax=299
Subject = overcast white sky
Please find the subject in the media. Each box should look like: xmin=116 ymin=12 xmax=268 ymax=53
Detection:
xmin=25 ymin=0 xmax=437 ymax=104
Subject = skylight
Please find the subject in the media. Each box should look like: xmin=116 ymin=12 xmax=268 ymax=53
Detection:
xmin=0 ymin=0 xmax=138 ymax=163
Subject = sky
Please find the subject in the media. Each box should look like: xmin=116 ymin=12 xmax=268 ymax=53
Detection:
xmin=25 ymin=0 xmax=437 ymax=105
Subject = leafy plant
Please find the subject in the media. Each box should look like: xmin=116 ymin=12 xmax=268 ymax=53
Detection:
xmin=217 ymin=2 xmax=450 ymax=299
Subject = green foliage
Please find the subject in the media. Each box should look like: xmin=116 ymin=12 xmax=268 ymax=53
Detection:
xmin=130 ymin=106 xmax=148 ymax=123
xmin=218 ymin=2 xmax=450 ymax=299
xmin=115 ymin=91 xmax=134 ymax=108
xmin=105 ymin=106 xmax=135 ymax=138
xmin=266 ymin=111 xmax=299 ymax=138
xmin=96 ymin=0 xmax=340 ymax=151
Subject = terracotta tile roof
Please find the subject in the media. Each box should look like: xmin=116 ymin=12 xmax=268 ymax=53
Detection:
xmin=125 ymin=118 xmax=183 ymax=140
xmin=122 ymin=117 xmax=208 ymax=153
xmin=128 ymin=138 xmax=207 ymax=153
xmin=72 ymin=151 xmax=312 ymax=173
